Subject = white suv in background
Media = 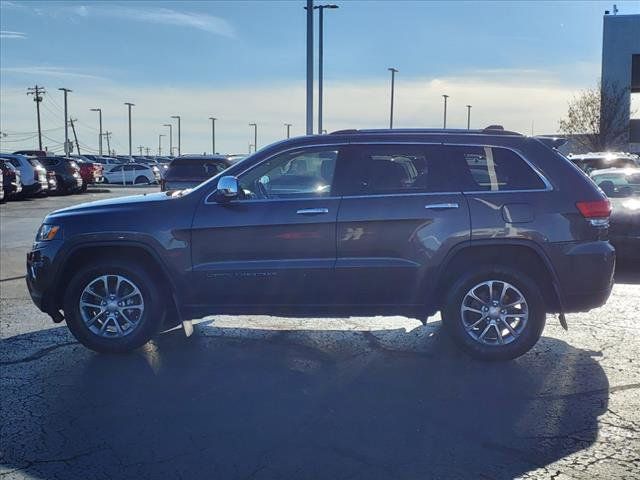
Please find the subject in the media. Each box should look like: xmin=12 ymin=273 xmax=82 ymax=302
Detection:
xmin=0 ymin=153 xmax=48 ymax=196
xmin=102 ymin=163 xmax=159 ymax=184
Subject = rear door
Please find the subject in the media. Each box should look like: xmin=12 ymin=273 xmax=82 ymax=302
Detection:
xmin=333 ymin=143 xmax=471 ymax=306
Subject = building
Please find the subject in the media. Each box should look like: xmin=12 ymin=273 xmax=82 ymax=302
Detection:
xmin=601 ymin=12 xmax=640 ymax=153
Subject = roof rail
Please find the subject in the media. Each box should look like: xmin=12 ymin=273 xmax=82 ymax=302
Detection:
xmin=330 ymin=126 xmax=522 ymax=136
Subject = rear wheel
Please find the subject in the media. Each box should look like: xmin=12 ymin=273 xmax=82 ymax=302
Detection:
xmin=63 ymin=259 xmax=163 ymax=353
xmin=134 ymin=175 xmax=148 ymax=185
xmin=442 ymin=266 xmax=545 ymax=361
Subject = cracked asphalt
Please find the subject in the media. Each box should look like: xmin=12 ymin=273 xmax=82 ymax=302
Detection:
xmin=1 ymin=187 xmax=639 ymax=480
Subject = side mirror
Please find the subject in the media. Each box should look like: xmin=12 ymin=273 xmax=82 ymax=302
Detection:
xmin=215 ymin=175 xmax=239 ymax=201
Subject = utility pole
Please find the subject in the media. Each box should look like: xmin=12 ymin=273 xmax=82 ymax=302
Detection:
xmin=124 ymin=102 xmax=134 ymax=156
xmin=58 ymin=88 xmax=72 ymax=158
xmin=27 ymin=85 xmax=45 ymax=150
xmin=163 ymin=123 xmax=173 ymax=155
xmin=171 ymin=115 xmax=181 ymax=155
xmin=145 ymin=147 xmax=150 ymax=156
xmin=104 ymin=131 xmax=112 ymax=156
xmin=466 ymin=105 xmax=472 ymax=130
xmin=442 ymin=94 xmax=449 ymax=129
xmin=209 ymin=117 xmax=217 ymax=154
xmin=388 ymin=68 xmax=398 ymax=129
xmin=314 ymin=4 xmax=339 ymax=134
xmin=138 ymin=145 xmax=144 ymax=155
xmin=285 ymin=123 xmax=292 ymax=139
xmin=249 ymin=123 xmax=257 ymax=152
xmin=158 ymin=134 xmax=165 ymax=156
xmin=90 ymin=108 xmax=102 ymax=155
xmin=69 ymin=118 xmax=80 ymax=155
xmin=306 ymin=0 xmax=314 ymax=135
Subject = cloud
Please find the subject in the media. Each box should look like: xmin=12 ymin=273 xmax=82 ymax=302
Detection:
xmin=0 ymin=30 xmax=27 ymax=39
xmin=0 ymin=68 xmax=590 ymax=155
xmin=1 ymin=66 xmax=108 ymax=81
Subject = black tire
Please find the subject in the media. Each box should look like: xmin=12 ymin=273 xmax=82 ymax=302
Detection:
xmin=134 ymin=175 xmax=148 ymax=185
xmin=63 ymin=259 xmax=163 ymax=353
xmin=441 ymin=266 xmax=546 ymax=361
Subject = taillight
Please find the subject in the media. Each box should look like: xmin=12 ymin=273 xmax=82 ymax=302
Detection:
xmin=576 ymin=199 xmax=611 ymax=227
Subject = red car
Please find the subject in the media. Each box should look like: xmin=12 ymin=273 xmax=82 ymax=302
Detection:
xmin=74 ymin=158 xmax=104 ymax=191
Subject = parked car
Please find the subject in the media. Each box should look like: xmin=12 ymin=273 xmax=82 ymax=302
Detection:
xmin=40 ymin=157 xmax=83 ymax=194
xmin=73 ymin=157 xmax=104 ymax=191
xmin=46 ymin=170 xmax=58 ymax=192
xmin=27 ymin=127 xmax=615 ymax=359
xmin=0 ymin=153 xmax=48 ymax=196
xmin=590 ymin=167 xmax=640 ymax=260
xmin=568 ymin=152 xmax=639 ymax=173
xmin=161 ymin=155 xmax=231 ymax=191
xmin=0 ymin=159 xmax=22 ymax=200
xmin=103 ymin=163 xmax=158 ymax=184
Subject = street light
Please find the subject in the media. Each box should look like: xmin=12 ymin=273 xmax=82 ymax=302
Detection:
xmin=90 ymin=108 xmax=102 ymax=155
xmin=388 ymin=68 xmax=398 ymax=129
xmin=158 ymin=134 xmax=165 ymax=156
xmin=209 ymin=117 xmax=217 ymax=154
xmin=314 ymin=4 xmax=339 ymax=135
xmin=124 ymin=102 xmax=134 ymax=156
xmin=163 ymin=123 xmax=173 ymax=156
xmin=466 ymin=105 xmax=472 ymax=130
xmin=442 ymin=95 xmax=449 ymax=129
xmin=284 ymin=123 xmax=292 ymax=139
xmin=59 ymin=88 xmax=72 ymax=158
xmin=170 ymin=115 xmax=181 ymax=155
xmin=249 ymin=123 xmax=257 ymax=152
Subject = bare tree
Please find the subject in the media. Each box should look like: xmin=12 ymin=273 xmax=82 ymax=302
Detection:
xmin=559 ymin=82 xmax=632 ymax=152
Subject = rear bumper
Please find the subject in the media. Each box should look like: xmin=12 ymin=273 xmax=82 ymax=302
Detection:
xmin=21 ymin=182 xmax=43 ymax=196
xmin=548 ymin=240 xmax=615 ymax=313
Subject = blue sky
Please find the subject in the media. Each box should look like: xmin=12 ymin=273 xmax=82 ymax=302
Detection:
xmin=1 ymin=0 xmax=639 ymax=155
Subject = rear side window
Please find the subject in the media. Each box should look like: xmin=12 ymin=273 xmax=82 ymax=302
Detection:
xmin=337 ymin=144 xmax=452 ymax=195
xmin=447 ymin=146 xmax=546 ymax=192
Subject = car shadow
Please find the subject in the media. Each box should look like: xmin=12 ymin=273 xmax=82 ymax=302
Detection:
xmin=615 ymin=260 xmax=640 ymax=284
xmin=0 ymin=320 xmax=608 ymax=479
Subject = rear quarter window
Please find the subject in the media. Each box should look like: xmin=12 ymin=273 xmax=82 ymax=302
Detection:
xmin=447 ymin=146 xmax=546 ymax=192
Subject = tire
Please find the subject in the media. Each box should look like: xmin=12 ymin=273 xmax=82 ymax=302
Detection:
xmin=441 ymin=266 xmax=545 ymax=361
xmin=134 ymin=176 xmax=148 ymax=185
xmin=80 ymin=183 xmax=88 ymax=193
xmin=63 ymin=259 xmax=163 ymax=353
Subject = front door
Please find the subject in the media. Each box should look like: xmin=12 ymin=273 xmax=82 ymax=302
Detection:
xmin=190 ymin=146 xmax=344 ymax=310
xmin=333 ymin=144 xmax=471 ymax=307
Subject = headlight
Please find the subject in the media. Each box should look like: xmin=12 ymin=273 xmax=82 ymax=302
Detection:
xmin=36 ymin=224 xmax=61 ymax=241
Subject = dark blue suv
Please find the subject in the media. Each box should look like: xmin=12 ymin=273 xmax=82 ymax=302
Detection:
xmin=26 ymin=128 xmax=615 ymax=360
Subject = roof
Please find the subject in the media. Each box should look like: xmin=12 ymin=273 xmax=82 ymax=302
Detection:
xmin=330 ymin=126 xmax=523 ymax=136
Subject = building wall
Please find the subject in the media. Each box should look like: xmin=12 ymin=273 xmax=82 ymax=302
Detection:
xmin=601 ymin=14 xmax=640 ymax=153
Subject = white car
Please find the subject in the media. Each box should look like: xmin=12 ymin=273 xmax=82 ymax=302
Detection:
xmin=0 ymin=153 xmax=48 ymax=196
xmin=103 ymin=163 xmax=159 ymax=185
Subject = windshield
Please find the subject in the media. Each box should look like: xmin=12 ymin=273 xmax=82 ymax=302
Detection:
xmin=592 ymin=172 xmax=640 ymax=198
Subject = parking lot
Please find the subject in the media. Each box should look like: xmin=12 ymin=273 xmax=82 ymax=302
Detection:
xmin=1 ymin=187 xmax=639 ymax=480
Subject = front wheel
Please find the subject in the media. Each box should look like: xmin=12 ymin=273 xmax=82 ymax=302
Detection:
xmin=63 ymin=260 xmax=163 ymax=353
xmin=442 ymin=266 xmax=546 ymax=361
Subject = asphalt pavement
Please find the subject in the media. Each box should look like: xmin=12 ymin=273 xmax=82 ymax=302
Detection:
xmin=1 ymin=187 xmax=639 ymax=480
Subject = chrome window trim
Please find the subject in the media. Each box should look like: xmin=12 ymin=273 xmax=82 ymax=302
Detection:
xmin=203 ymin=140 xmax=553 ymax=204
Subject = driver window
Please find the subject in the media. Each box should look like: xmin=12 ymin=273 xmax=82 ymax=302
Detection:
xmin=239 ymin=148 xmax=338 ymax=199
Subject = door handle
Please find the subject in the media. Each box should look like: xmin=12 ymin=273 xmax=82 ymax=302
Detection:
xmin=424 ymin=203 xmax=459 ymax=210
xmin=297 ymin=208 xmax=329 ymax=215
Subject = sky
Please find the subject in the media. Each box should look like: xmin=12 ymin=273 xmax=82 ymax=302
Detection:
xmin=1 ymin=0 xmax=639 ymax=155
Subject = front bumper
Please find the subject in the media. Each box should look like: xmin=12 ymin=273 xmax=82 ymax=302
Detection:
xmin=26 ymin=240 xmax=65 ymax=319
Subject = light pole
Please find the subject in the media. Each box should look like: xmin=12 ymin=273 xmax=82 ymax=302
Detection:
xmin=158 ymin=134 xmax=165 ymax=156
xmin=171 ymin=115 xmax=181 ymax=155
xmin=284 ymin=123 xmax=292 ymax=139
xmin=314 ymin=4 xmax=339 ymax=135
xmin=163 ymin=123 xmax=173 ymax=156
xmin=466 ymin=104 xmax=472 ymax=130
xmin=249 ymin=123 xmax=257 ymax=152
xmin=58 ymin=88 xmax=72 ymax=157
xmin=388 ymin=68 xmax=398 ymax=129
xmin=124 ymin=102 xmax=134 ymax=156
xmin=442 ymin=95 xmax=449 ymax=129
xmin=209 ymin=117 xmax=217 ymax=154
xmin=305 ymin=0 xmax=313 ymax=135
xmin=90 ymin=108 xmax=102 ymax=155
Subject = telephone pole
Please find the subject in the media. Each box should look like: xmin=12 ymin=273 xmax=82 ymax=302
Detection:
xmin=58 ymin=88 xmax=72 ymax=158
xmin=138 ymin=145 xmax=144 ymax=155
xmin=170 ymin=115 xmax=181 ymax=155
xmin=145 ymin=147 xmax=150 ymax=156
xmin=69 ymin=118 xmax=80 ymax=155
xmin=104 ymin=131 xmax=112 ymax=156
xmin=158 ymin=134 xmax=165 ymax=156
xmin=209 ymin=117 xmax=217 ymax=154
xmin=442 ymin=94 xmax=449 ymax=129
xmin=27 ymin=85 xmax=45 ymax=151
xmin=284 ymin=123 xmax=292 ymax=139
xmin=388 ymin=68 xmax=398 ymax=129
xmin=124 ymin=102 xmax=134 ymax=156
xmin=90 ymin=108 xmax=102 ymax=155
